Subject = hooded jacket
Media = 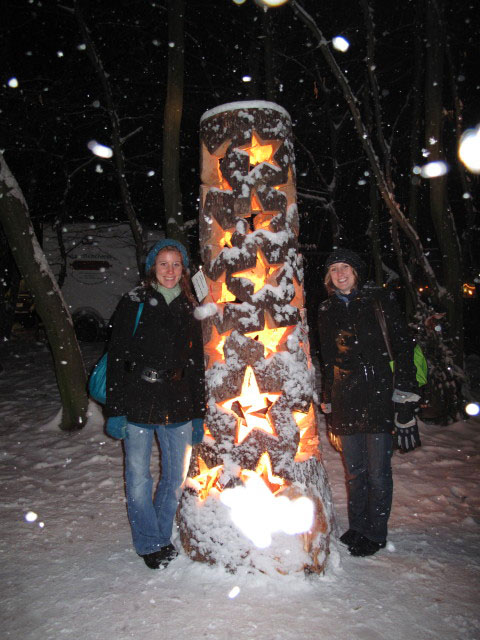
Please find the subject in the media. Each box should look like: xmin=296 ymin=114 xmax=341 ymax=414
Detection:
xmin=317 ymin=284 xmax=417 ymax=436
xmin=105 ymin=285 xmax=205 ymax=425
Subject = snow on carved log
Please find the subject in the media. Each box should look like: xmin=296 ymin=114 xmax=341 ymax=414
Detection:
xmin=177 ymin=101 xmax=335 ymax=576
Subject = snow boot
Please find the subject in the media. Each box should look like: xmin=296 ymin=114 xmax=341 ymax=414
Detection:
xmin=339 ymin=529 xmax=361 ymax=547
xmin=349 ymin=537 xmax=386 ymax=557
xmin=142 ymin=544 xmax=178 ymax=569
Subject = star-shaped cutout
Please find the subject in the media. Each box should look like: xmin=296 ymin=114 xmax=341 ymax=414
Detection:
xmin=191 ymin=457 xmax=224 ymax=502
xmin=231 ymin=250 xmax=282 ymax=295
xmin=241 ymin=132 xmax=281 ymax=169
xmin=292 ymin=405 xmax=320 ymax=462
xmin=240 ymin=452 xmax=285 ymax=495
xmin=219 ymin=366 xmax=280 ymax=445
xmin=204 ymin=324 xmax=231 ymax=367
xmin=245 ymin=324 xmax=293 ymax=358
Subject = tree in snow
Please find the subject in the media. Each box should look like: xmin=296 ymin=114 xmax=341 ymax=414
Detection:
xmin=0 ymin=154 xmax=88 ymax=431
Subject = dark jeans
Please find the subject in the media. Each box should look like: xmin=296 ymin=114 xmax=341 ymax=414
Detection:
xmin=339 ymin=432 xmax=393 ymax=544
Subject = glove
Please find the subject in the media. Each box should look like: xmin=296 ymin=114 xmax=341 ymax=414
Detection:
xmin=394 ymin=403 xmax=421 ymax=452
xmin=192 ymin=418 xmax=205 ymax=445
xmin=106 ymin=415 xmax=128 ymax=440
xmin=321 ymin=402 xmax=332 ymax=414
xmin=392 ymin=389 xmax=421 ymax=404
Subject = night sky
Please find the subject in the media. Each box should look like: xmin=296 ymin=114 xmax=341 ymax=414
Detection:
xmin=1 ymin=1 xmax=479 ymax=306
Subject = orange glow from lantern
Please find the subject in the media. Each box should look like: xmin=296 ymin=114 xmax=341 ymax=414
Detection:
xmin=251 ymin=192 xmax=263 ymax=211
xmin=245 ymin=324 xmax=291 ymax=358
xmin=192 ymin=457 xmax=224 ymax=501
xmin=246 ymin=132 xmax=275 ymax=166
xmin=232 ymin=250 xmax=281 ymax=295
xmin=240 ymin=452 xmax=285 ymax=494
xmin=293 ymin=405 xmax=320 ymax=461
xmin=463 ymin=283 xmax=476 ymax=298
xmin=221 ymin=231 xmax=233 ymax=248
xmin=220 ymin=366 xmax=280 ymax=444
xmin=204 ymin=324 xmax=231 ymax=367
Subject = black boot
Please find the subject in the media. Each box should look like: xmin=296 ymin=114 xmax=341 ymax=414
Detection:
xmin=339 ymin=529 xmax=361 ymax=547
xmin=349 ymin=537 xmax=386 ymax=557
xmin=141 ymin=544 xmax=178 ymax=569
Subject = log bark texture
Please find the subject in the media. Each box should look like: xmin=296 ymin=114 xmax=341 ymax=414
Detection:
xmin=177 ymin=101 xmax=335 ymax=575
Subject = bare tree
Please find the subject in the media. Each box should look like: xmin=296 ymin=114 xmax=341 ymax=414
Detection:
xmin=289 ymin=0 xmax=465 ymax=419
xmin=73 ymin=2 xmax=146 ymax=271
xmin=0 ymin=154 xmax=88 ymax=431
xmin=163 ymin=0 xmax=188 ymax=246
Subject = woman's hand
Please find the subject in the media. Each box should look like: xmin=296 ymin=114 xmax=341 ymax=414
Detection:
xmin=106 ymin=416 xmax=128 ymax=440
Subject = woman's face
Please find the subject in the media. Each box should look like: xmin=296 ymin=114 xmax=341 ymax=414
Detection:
xmin=328 ymin=262 xmax=356 ymax=294
xmin=154 ymin=249 xmax=183 ymax=288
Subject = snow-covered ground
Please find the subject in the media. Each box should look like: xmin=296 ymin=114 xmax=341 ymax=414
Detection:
xmin=1 ymin=332 xmax=479 ymax=640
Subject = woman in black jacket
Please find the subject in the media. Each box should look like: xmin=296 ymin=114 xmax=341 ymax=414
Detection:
xmin=105 ymin=239 xmax=205 ymax=569
xmin=317 ymin=248 xmax=420 ymax=557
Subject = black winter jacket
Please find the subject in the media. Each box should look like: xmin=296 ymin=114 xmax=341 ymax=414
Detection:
xmin=317 ymin=285 xmax=417 ymax=436
xmin=105 ymin=286 xmax=206 ymax=425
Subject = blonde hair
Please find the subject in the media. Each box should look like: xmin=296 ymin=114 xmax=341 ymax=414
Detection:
xmin=324 ymin=265 xmax=359 ymax=295
xmin=145 ymin=246 xmax=196 ymax=305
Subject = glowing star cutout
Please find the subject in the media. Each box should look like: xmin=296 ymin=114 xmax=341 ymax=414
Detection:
xmin=293 ymin=405 xmax=320 ymax=462
xmin=241 ymin=132 xmax=281 ymax=168
xmin=245 ymin=324 xmax=292 ymax=358
xmin=204 ymin=324 xmax=231 ymax=366
xmin=220 ymin=366 xmax=280 ymax=445
xmin=232 ymin=250 xmax=282 ymax=295
xmin=241 ymin=452 xmax=285 ymax=495
xmin=251 ymin=191 xmax=263 ymax=211
xmin=192 ymin=457 xmax=224 ymax=501
xmin=290 ymin=276 xmax=304 ymax=308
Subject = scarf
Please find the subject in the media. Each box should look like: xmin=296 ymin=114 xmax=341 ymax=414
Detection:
xmin=152 ymin=282 xmax=181 ymax=305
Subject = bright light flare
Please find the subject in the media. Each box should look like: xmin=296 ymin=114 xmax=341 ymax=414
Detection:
xmin=220 ymin=474 xmax=314 ymax=548
xmin=465 ymin=402 xmax=480 ymax=417
xmin=458 ymin=125 xmax=480 ymax=174
xmin=242 ymin=75 xmax=252 ymax=83
xmin=87 ymin=140 xmax=113 ymax=158
xmin=8 ymin=77 xmax=19 ymax=88
xmin=332 ymin=36 xmax=350 ymax=52
xmin=256 ymin=0 xmax=289 ymax=6
xmin=415 ymin=161 xmax=449 ymax=179
xmin=228 ymin=586 xmax=241 ymax=599
xmin=24 ymin=511 xmax=38 ymax=522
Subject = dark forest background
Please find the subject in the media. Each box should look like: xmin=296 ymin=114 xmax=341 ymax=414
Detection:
xmin=1 ymin=0 xmax=479 ymax=426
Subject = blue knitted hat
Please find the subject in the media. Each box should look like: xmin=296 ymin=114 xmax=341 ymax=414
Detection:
xmin=145 ymin=239 xmax=189 ymax=274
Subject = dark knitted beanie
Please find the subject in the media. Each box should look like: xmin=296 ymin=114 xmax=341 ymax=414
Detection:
xmin=325 ymin=248 xmax=366 ymax=280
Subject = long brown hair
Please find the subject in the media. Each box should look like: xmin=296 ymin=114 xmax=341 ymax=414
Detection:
xmin=145 ymin=246 xmax=196 ymax=305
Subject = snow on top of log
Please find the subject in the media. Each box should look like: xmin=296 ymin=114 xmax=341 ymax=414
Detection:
xmin=200 ymin=101 xmax=291 ymax=123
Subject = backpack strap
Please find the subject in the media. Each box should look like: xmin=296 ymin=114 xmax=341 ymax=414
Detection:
xmin=372 ymin=297 xmax=394 ymax=362
xmin=133 ymin=302 xmax=144 ymax=335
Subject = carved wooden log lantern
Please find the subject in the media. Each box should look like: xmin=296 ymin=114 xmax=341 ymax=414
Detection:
xmin=177 ymin=101 xmax=335 ymax=575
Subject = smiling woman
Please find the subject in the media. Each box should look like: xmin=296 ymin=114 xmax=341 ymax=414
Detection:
xmin=104 ymin=238 xmax=206 ymax=570
xmin=154 ymin=249 xmax=183 ymax=289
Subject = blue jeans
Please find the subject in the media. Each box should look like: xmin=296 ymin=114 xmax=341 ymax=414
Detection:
xmin=124 ymin=422 xmax=192 ymax=555
xmin=339 ymin=432 xmax=393 ymax=544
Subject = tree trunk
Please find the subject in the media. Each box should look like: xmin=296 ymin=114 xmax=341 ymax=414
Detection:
xmin=74 ymin=2 xmax=145 ymax=272
xmin=163 ymin=0 xmax=187 ymax=245
xmin=263 ymin=9 xmax=275 ymax=102
xmin=0 ymin=154 xmax=88 ymax=431
xmin=424 ymin=0 xmax=463 ymax=364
